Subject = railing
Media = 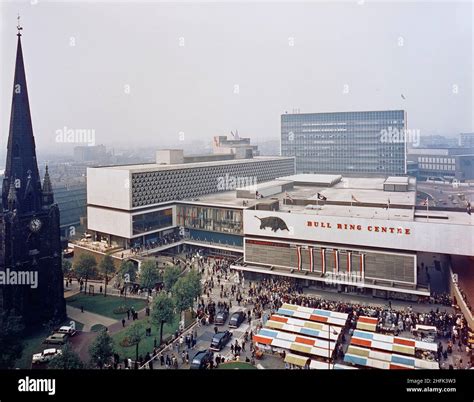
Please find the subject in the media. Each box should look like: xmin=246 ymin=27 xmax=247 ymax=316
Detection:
xmin=449 ymin=268 xmax=474 ymax=329
xmin=138 ymin=320 xmax=198 ymax=369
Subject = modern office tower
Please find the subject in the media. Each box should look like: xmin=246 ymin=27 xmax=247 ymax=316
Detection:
xmin=460 ymin=133 xmax=474 ymax=148
xmin=407 ymin=147 xmax=474 ymax=181
xmin=281 ymin=110 xmax=407 ymax=176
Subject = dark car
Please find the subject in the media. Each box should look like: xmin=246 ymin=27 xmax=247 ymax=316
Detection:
xmin=229 ymin=311 xmax=245 ymax=328
xmin=214 ymin=310 xmax=229 ymax=325
xmin=210 ymin=331 xmax=233 ymax=351
xmin=190 ymin=350 xmax=214 ymax=369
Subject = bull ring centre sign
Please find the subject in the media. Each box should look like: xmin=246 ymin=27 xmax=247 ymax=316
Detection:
xmin=306 ymin=221 xmax=411 ymax=236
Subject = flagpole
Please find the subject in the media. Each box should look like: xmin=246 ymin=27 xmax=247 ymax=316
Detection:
xmin=426 ymin=197 xmax=429 ymax=222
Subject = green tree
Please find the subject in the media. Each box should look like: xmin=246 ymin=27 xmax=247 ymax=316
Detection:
xmin=62 ymin=258 xmax=72 ymax=276
xmin=172 ymin=274 xmax=196 ymax=314
xmin=0 ymin=312 xmax=24 ymax=369
xmin=74 ymin=253 xmax=97 ymax=294
xmin=89 ymin=329 xmax=115 ymax=369
xmin=48 ymin=343 xmax=84 ymax=369
xmin=118 ymin=260 xmax=138 ymax=284
xmin=99 ymin=254 xmax=116 ymax=297
xmin=186 ymin=270 xmax=202 ymax=301
xmin=125 ymin=322 xmax=145 ymax=368
xmin=151 ymin=293 xmax=175 ymax=345
xmin=163 ymin=265 xmax=181 ymax=291
xmin=139 ymin=260 xmax=162 ymax=290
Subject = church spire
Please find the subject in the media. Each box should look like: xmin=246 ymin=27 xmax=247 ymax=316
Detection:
xmin=42 ymin=165 xmax=54 ymax=206
xmin=2 ymin=21 xmax=42 ymax=214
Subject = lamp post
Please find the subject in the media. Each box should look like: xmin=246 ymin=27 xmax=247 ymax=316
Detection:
xmin=328 ymin=324 xmax=338 ymax=369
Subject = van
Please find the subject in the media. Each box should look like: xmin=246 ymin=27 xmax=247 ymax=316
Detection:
xmin=57 ymin=326 xmax=76 ymax=337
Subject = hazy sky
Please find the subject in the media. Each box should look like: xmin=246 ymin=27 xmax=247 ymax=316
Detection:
xmin=0 ymin=1 xmax=472 ymax=159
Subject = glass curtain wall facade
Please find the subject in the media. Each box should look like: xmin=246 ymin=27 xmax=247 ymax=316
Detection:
xmin=132 ymin=208 xmax=173 ymax=235
xmin=177 ymin=205 xmax=243 ymax=235
xmin=281 ymin=110 xmax=406 ymax=176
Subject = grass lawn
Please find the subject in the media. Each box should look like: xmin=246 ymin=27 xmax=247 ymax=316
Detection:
xmin=66 ymin=294 xmax=147 ymax=319
xmin=15 ymin=317 xmax=84 ymax=369
xmin=112 ymin=315 xmax=180 ymax=360
xmin=217 ymin=362 xmax=258 ymax=370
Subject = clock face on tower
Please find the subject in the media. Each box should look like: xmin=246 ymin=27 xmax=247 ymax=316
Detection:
xmin=29 ymin=218 xmax=42 ymax=232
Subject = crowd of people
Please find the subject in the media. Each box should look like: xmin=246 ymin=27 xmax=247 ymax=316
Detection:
xmin=91 ymin=250 xmax=473 ymax=371
xmin=130 ymin=231 xmax=182 ymax=255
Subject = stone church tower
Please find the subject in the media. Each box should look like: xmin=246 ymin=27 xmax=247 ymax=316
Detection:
xmin=0 ymin=23 xmax=66 ymax=329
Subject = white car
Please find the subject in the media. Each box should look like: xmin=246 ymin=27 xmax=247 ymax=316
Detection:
xmin=58 ymin=326 xmax=77 ymax=336
xmin=32 ymin=348 xmax=62 ymax=364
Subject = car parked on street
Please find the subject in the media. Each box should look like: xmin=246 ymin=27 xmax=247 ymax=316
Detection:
xmin=229 ymin=311 xmax=245 ymax=328
xmin=214 ymin=310 xmax=229 ymax=325
xmin=190 ymin=350 xmax=214 ymax=369
xmin=32 ymin=348 xmax=62 ymax=364
xmin=44 ymin=333 xmax=68 ymax=345
xmin=57 ymin=326 xmax=77 ymax=337
xmin=210 ymin=331 xmax=233 ymax=351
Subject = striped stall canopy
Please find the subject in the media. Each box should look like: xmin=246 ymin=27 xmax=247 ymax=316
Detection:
xmin=352 ymin=330 xmax=438 ymax=354
xmin=284 ymin=353 xmax=308 ymax=367
xmin=253 ymin=332 xmax=333 ymax=359
xmin=284 ymin=353 xmax=337 ymax=370
xmin=266 ymin=316 xmax=340 ymax=341
xmin=269 ymin=314 xmax=343 ymax=335
xmin=346 ymin=345 xmax=439 ymax=370
xmin=333 ymin=363 xmax=358 ymax=370
xmin=270 ymin=314 xmax=342 ymax=334
xmin=277 ymin=304 xmax=348 ymax=327
xmin=344 ymin=353 xmax=414 ymax=370
xmin=356 ymin=316 xmax=378 ymax=332
xmin=351 ymin=331 xmax=414 ymax=356
xmin=281 ymin=303 xmax=349 ymax=321
xmin=257 ymin=328 xmax=336 ymax=351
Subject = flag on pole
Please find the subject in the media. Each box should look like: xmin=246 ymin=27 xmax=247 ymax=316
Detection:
xmin=317 ymin=193 xmax=327 ymax=201
xmin=422 ymin=196 xmax=429 ymax=221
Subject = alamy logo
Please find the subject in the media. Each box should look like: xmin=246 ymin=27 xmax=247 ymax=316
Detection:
xmin=0 ymin=268 xmax=38 ymax=288
xmin=18 ymin=377 xmax=56 ymax=396
xmin=55 ymin=126 xmax=96 ymax=146
xmin=217 ymin=174 xmax=257 ymax=191
xmin=380 ymin=126 xmax=420 ymax=147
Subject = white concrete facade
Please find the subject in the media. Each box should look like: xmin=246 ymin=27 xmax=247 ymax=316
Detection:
xmin=87 ymin=206 xmax=132 ymax=239
xmin=87 ymin=167 xmax=131 ymax=210
xmin=245 ymin=210 xmax=474 ymax=256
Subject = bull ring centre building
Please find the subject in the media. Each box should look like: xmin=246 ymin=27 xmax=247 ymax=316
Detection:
xmin=85 ymin=151 xmax=474 ymax=301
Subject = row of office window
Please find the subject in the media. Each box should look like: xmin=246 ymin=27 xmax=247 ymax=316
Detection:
xmin=419 ymin=164 xmax=456 ymax=171
xmin=418 ymin=157 xmax=455 ymax=164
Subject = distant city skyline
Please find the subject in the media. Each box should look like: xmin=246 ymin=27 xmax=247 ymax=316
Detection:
xmin=0 ymin=1 xmax=472 ymax=164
